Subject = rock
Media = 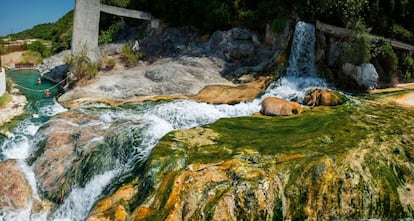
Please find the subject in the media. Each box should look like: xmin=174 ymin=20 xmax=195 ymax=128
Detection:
xmin=58 ymin=56 xmax=234 ymax=107
xmin=193 ymin=76 xmax=272 ymax=104
xmin=38 ymin=50 xmax=70 ymax=84
xmin=208 ymin=28 xmax=257 ymax=61
xmin=260 ymin=97 xmax=303 ymax=116
xmin=29 ymin=110 xmax=141 ymax=203
xmin=0 ymin=160 xmax=32 ymax=210
xmin=100 ymin=43 xmax=125 ymax=56
xmin=328 ymin=38 xmax=342 ymax=67
xmin=86 ymin=103 xmax=414 ymax=220
xmin=303 ymin=88 xmax=345 ymax=106
xmin=0 ymin=94 xmax=27 ymax=126
xmin=342 ymin=63 xmax=379 ymax=89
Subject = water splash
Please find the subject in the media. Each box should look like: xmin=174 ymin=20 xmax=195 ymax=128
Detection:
xmin=51 ymin=170 xmax=119 ymax=221
xmin=266 ymin=21 xmax=328 ymax=102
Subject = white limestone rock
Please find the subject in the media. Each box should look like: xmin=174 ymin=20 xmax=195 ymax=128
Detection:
xmin=342 ymin=63 xmax=379 ymax=89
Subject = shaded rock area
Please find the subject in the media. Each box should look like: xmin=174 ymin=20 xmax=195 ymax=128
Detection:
xmin=28 ymin=110 xmax=141 ymax=204
xmin=303 ymin=88 xmax=346 ymax=106
xmin=87 ymin=101 xmax=414 ymax=220
xmin=260 ymin=97 xmax=303 ymax=116
xmin=38 ymin=50 xmax=70 ymax=84
xmin=342 ymin=63 xmax=379 ymax=89
xmin=0 ymin=160 xmax=32 ymax=211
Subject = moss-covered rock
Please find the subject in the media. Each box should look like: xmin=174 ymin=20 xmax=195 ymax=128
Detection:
xmin=303 ymin=88 xmax=347 ymax=106
xmin=88 ymin=98 xmax=414 ymax=220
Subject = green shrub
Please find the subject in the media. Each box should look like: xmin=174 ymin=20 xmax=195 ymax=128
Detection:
xmin=28 ymin=40 xmax=51 ymax=57
xmin=6 ymin=77 xmax=13 ymax=93
xmin=391 ymin=24 xmax=413 ymax=43
xmin=401 ymin=53 xmax=414 ymax=81
xmin=271 ymin=16 xmax=287 ymax=32
xmin=341 ymin=19 xmax=372 ymax=65
xmin=121 ymin=44 xmax=143 ymax=67
xmin=65 ymin=44 xmax=100 ymax=82
xmin=99 ymin=23 xmax=119 ymax=45
xmin=20 ymin=51 xmax=43 ymax=65
xmin=102 ymin=54 xmax=116 ymax=71
xmin=0 ymin=92 xmax=11 ymax=108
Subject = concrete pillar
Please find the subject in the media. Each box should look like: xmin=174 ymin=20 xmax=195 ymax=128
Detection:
xmin=71 ymin=0 xmax=101 ymax=62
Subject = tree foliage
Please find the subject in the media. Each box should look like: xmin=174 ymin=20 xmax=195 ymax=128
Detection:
xmin=8 ymin=11 xmax=74 ymax=54
xmin=341 ymin=19 xmax=373 ymax=65
xmin=27 ymin=41 xmax=50 ymax=57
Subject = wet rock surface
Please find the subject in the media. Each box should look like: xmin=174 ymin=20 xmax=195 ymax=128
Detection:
xmin=28 ymin=110 xmax=140 ymax=204
xmin=0 ymin=160 xmax=32 ymax=211
xmin=87 ymin=100 xmax=414 ymax=220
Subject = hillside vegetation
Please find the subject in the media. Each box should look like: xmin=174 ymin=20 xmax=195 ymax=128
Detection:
xmin=6 ymin=0 xmax=414 ymax=46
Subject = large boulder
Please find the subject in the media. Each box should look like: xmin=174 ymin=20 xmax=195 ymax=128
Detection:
xmin=342 ymin=63 xmax=379 ymax=89
xmin=0 ymin=160 xmax=32 ymax=210
xmin=58 ymin=56 xmax=234 ymax=107
xmin=38 ymin=50 xmax=70 ymax=84
xmin=303 ymin=88 xmax=345 ymax=106
xmin=260 ymin=97 xmax=303 ymax=116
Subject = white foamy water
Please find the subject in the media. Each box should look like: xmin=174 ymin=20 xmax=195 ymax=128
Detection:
xmin=0 ymin=21 xmax=331 ymax=221
xmin=51 ymin=170 xmax=119 ymax=221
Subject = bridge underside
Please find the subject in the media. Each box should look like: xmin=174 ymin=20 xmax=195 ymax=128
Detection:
xmin=71 ymin=0 xmax=153 ymax=62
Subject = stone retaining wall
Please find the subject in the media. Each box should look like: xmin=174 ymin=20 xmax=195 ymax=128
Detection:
xmin=0 ymin=68 xmax=6 ymax=96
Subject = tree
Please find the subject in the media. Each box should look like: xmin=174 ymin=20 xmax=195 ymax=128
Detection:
xmin=27 ymin=41 xmax=50 ymax=57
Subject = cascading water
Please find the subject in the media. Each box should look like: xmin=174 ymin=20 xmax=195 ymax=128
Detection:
xmin=265 ymin=21 xmax=328 ymax=102
xmin=0 ymin=21 xmax=329 ymax=221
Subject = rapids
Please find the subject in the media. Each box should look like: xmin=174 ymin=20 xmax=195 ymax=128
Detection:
xmin=0 ymin=22 xmax=329 ymax=220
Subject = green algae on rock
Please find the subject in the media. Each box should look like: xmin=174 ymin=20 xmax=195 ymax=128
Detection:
xmin=87 ymin=100 xmax=414 ymax=220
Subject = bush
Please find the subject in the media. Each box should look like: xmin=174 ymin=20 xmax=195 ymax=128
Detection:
xmin=6 ymin=78 xmax=14 ymax=93
xmin=0 ymin=92 xmax=11 ymax=108
xmin=401 ymin=53 xmax=414 ymax=81
xmin=20 ymin=51 xmax=43 ymax=65
xmin=377 ymin=43 xmax=398 ymax=83
xmin=391 ymin=24 xmax=413 ymax=43
xmin=271 ymin=16 xmax=287 ymax=32
xmin=341 ymin=19 xmax=372 ymax=65
xmin=27 ymin=40 xmax=51 ymax=57
xmin=121 ymin=44 xmax=143 ymax=67
xmin=102 ymin=54 xmax=116 ymax=71
xmin=98 ymin=23 xmax=120 ymax=45
xmin=65 ymin=44 xmax=100 ymax=82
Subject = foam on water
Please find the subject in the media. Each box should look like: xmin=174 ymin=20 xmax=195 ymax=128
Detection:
xmin=51 ymin=170 xmax=119 ymax=221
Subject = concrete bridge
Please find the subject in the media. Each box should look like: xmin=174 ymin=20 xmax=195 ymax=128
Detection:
xmin=316 ymin=21 xmax=414 ymax=52
xmin=72 ymin=0 xmax=157 ymax=62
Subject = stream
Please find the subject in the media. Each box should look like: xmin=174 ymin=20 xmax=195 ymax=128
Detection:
xmin=0 ymin=22 xmax=334 ymax=220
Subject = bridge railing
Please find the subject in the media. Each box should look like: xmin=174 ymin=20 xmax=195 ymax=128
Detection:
xmin=316 ymin=21 xmax=414 ymax=51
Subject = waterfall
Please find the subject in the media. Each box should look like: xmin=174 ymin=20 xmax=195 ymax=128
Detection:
xmin=0 ymin=21 xmax=329 ymax=221
xmin=265 ymin=21 xmax=328 ymax=102
xmin=286 ymin=21 xmax=317 ymax=77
